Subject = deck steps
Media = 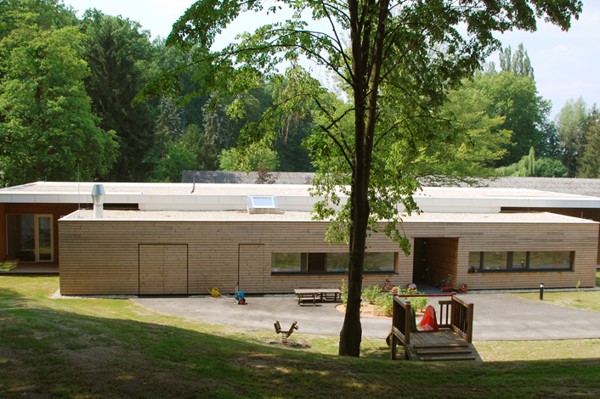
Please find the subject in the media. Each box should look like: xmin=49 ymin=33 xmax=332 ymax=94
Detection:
xmin=408 ymin=342 xmax=481 ymax=362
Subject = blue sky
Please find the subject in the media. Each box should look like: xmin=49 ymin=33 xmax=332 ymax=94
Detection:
xmin=65 ymin=0 xmax=599 ymax=118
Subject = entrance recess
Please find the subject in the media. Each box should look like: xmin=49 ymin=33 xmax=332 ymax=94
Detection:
xmin=412 ymin=238 xmax=459 ymax=287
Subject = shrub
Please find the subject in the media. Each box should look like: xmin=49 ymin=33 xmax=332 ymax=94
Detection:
xmin=362 ymin=285 xmax=382 ymax=304
xmin=341 ymin=279 xmax=348 ymax=305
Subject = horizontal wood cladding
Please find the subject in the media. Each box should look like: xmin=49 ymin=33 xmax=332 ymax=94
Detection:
xmin=59 ymin=218 xmax=599 ymax=295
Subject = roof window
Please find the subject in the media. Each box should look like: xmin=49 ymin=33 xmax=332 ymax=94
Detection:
xmin=247 ymin=195 xmax=279 ymax=214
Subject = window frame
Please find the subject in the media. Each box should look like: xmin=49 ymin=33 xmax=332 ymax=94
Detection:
xmin=6 ymin=213 xmax=54 ymax=263
xmin=271 ymin=252 xmax=397 ymax=275
xmin=468 ymin=250 xmax=574 ymax=273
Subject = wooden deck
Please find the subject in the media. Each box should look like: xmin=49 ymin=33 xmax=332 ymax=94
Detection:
xmin=390 ymin=295 xmax=481 ymax=362
xmin=405 ymin=330 xmax=481 ymax=361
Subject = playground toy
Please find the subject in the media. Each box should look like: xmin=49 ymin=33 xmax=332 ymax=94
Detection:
xmin=274 ymin=321 xmax=298 ymax=344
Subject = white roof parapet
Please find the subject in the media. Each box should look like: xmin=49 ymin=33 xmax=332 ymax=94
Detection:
xmin=3 ymin=181 xmax=600 ymax=213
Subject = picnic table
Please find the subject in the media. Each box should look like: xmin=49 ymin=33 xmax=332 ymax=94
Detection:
xmin=294 ymin=288 xmax=342 ymax=305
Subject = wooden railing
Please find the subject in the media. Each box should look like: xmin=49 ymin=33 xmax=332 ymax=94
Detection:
xmin=390 ymin=296 xmax=411 ymax=360
xmin=391 ymin=293 xmax=474 ymax=359
xmin=450 ymin=295 xmax=474 ymax=343
xmin=397 ymin=293 xmax=455 ymax=329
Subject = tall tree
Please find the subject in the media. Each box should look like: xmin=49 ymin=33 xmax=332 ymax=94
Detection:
xmin=80 ymin=9 xmax=156 ymax=181
xmin=418 ymin=78 xmax=510 ymax=176
xmin=578 ymin=107 xmax=600 ymax=178
xmin=556 ymin=97 xmax=588 ymax=177
xmin=168 ymin=0 xmax=582 ymax=357
xmin=0 ymin=1 xmax=117 ymax=186
xmin=499 ymin=43 xmax=535 ymax=78
xmin=474 ymin=70 xmax=552 ymax=165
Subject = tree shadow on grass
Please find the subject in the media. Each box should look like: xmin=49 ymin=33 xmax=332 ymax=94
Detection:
xmin=1 ymin=285 xmax=600 ymax=398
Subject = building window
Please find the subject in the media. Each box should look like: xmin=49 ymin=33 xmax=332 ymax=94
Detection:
xmin=468 ymin=251 xmax=573 ymax=272
xmin=272 ymin=252 xmax=396 ymax=274
xmin=6 ymin=214 xmax=53 ymax=262
xmin=528 ymin=251 xmax=574 ymax=270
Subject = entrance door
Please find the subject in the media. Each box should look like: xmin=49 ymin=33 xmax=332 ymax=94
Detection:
xmin=238 ymin=244 xmax=265 ymax=293
xmin=139 ymin=244 xmax=188 ymax=294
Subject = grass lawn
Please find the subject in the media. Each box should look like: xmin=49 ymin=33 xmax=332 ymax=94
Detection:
xmin=1 ymin=276 xmax=599 ymax=398
xmin=512 ymin=271 xmax=600 ymax=312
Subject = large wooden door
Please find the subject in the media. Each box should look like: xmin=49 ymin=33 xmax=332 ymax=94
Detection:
xmin=139 ymin=244 xmax=188 ymax=294
xmin=238 ymin=244 xmax=265 ymax=293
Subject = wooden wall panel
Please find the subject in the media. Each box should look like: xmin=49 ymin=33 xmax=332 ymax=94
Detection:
xmin=163 ymin=245 xmax=188 ymax=294
xmin=139 ymin=245 xmax=164 ymax=294
xmin=59 ymin=217 xmax=599 ymax=295
xmin=238 ymin=244 xmax=265 ymax=294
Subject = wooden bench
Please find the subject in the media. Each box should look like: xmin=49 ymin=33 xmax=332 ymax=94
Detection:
xmin=294 ymin=288 xmax=342 ymax=305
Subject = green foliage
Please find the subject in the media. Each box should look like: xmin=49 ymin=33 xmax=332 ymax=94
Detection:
xmin=169 ymin=0 xmax=582 ymax=357
xmin=499 ymin=44 xmax=535 ymax=78
xmin=0 ymin=260 xmax=18 ymax=271
xmin=495 ymin=147 xmax=568 ymax=177
xmin=0 ymin=2 xmax=118 ymax=186
xmin=219 ymin=141 xmax=278 ymax=171
xmin=579 ymin=109 xmax=600 ymax=178
xmin=151 ymin=142 xmax=197 ymax=182
xmin=365 ymin=286 xmax=428 ymax=317
xmin=80 ymin=9 xmax=156 ymax=181
xmin=362 ymin=285 xmax=382 ymax=305
xmin=556 ymin=97 xmax=588 ymax=177
xmin=420 ymin=78 xmax=511 ymax=177
xmin=471 ymin=69 xmax=552 ymax=166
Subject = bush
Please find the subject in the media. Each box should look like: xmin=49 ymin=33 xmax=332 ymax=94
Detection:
xmin=362 ymin=285 xmax=382 ymax=304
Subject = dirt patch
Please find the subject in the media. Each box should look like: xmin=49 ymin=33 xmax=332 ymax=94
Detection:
xmin=336 ymin=303 xmax=391 ymax=319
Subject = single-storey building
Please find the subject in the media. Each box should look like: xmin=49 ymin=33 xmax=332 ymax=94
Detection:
xmin=1 ymin=181 xmax=599 ymax=295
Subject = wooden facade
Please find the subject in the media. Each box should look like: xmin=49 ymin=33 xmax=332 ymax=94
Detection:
xmin=58 ymin=212 xmax=599 ymax=295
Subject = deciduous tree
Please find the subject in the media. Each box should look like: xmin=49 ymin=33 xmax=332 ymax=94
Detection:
xmin=556 ymin=97 xmax=588 ymax=177
xmin=0 ymin=1 xmax=117 ymax=186
xmin=168 ymin=0 xmax=582 ymax=357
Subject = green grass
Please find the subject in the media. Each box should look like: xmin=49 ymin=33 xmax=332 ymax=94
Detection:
xmin=1 ymin=276 xmax=600 ymax=398
xmin=512 ymin=272 xmax=600 ymax=312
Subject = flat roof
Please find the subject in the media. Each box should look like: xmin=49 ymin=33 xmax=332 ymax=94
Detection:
xmin=3 ymin=181 xmax=600 ymax=213
xmin=61 ymin=209 xmax=597 ymax=225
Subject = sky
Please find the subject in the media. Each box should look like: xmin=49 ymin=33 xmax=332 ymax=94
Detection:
xmin=64 ymin=0 xmax=600 ymax=118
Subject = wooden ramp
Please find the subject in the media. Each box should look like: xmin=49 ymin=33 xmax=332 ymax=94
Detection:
xmin=406 ymin=330 xmax=481 ymax=361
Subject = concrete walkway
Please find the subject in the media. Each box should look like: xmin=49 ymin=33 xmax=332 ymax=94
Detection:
xmin=133 ymin=293 xmax=600 ymax=341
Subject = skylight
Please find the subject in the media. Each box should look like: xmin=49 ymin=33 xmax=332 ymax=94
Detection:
xmin=247 ymin=195 xmax=279 ymax=214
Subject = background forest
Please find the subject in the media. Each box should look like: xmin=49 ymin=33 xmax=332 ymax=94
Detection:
xmin=1 ymin=0 xmax=598 ymax=187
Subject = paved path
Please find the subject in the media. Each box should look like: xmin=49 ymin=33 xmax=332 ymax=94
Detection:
xmin=133 ymin=293 xmax=600 ymax=341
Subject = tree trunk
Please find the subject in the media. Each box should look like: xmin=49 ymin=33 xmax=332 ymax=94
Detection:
xmin=339 ymin=0 xmax=388 ymax=357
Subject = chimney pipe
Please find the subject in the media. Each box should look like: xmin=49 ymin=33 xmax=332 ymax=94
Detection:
xmin=91 ymin=184 xmax=105 ymax=219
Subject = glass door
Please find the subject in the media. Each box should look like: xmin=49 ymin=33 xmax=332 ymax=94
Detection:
xmin=7 ymin=214 xmax=53 ymax=262
xmin=36 ymin=215 xmax=53 ymax=262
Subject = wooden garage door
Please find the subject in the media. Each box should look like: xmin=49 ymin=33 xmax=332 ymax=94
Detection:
xmin=139 ymin=244 xmax=188 ymax=295
xmin=238 ymin=244 xmax=265 ymax=293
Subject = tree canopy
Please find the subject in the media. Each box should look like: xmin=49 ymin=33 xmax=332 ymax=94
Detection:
xmin=169 ymin=0 xmax=582 ymax=356
xmin=0 ymin=0 xmax=117 ymax=186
